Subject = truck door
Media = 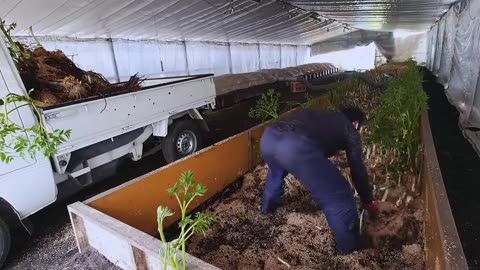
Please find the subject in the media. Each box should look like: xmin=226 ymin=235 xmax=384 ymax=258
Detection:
xmin=0 ymin=75 xmax=36 ymax=175
xmin=0 ymin=37 xmax=57 ymax=219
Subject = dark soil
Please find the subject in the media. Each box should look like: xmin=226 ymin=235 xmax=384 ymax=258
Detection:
xmin=423 ymin=69 xmax=480 ymax=269
xmin=187 ymin=164 xmax=424 ymax=270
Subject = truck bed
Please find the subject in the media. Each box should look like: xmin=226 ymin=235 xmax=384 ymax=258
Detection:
xmin=41 ymin=74 xmax=216 ymax=156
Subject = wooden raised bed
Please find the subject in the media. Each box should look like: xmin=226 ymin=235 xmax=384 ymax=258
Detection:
xmin=68 ymin=107 xmax=467 ymax=270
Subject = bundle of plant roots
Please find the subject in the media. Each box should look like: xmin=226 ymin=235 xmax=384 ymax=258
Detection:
xmin=18 ymin=47 xmax=142 ymax=106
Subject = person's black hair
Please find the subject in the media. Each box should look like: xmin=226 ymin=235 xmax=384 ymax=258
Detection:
xmin=340 ymin=106 xmax=366 ymax=125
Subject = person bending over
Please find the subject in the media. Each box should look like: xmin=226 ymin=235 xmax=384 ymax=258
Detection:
xmin=260 ymin=107 xmax=379 ymax=254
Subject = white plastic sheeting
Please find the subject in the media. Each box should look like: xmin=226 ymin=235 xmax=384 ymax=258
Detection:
xmin=427 ymin=0 xmax=480 ymax=153
xmin=280 ymin=45 xmax=297 ymax=68
xmin=186 ymin=41 xmax=230 ymax=75
xmin=1 ymin=0 xmax=350 ymax=45
xmin=392 ymin=32 xmax=428 ymax=63
xmin=296 ymin=46 xmax=310 ymax=65
xmin=306 ymin=43 xmax=377 ymax=71
xmin=259 ymin=44 xmax=281 ymax=69
xmin=230 ymin=43 xmax=260 ymax=74
xmin=14 ymin=36 xmax=311 ymax=81
xmin=437 ymin=9 xmax=458 ymax=85
xmin=113 ymin=40 xmax=190 ymax=80
xmin=114 ymin=40 xmax=165 ymax=80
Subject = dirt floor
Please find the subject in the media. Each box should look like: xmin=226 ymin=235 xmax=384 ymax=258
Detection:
xmin=187 ymin=163 xmax=424 ymax=270
xmin=3 ymin=77 xmax=338 ymax=270
xmin=423 ymin=69 xmax=480 ymax=269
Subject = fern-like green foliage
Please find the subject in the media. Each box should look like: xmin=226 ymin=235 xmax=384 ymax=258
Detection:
xmin=248 ymin=89 xmax=280 ymax=122
xmin=157 ymin=171 xmax=216 ymax=270
xmin=0 ymin=93 xmax=71 ymax=163
xmin=370 ymin=60 xmax=428 ymax=171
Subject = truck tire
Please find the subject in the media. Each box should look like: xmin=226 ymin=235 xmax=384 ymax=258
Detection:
xmin=162 ymin=119 xmax=203 ymax=163
xmin=0 ymin=217 xmax=11 ymax=267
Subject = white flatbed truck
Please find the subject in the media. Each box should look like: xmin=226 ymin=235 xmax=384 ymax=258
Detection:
xmin=0 ymin=37 xmax=216 ymax=265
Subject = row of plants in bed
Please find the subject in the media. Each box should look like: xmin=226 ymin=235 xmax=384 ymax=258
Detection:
xmin=155 ymin=60 xmax=428 ymax=270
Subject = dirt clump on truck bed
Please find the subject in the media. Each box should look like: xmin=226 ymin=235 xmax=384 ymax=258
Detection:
xmin=18 ymin=46 xmax=142 ymax=106
xmin=188 ymin=164 xmax=424 ymax=270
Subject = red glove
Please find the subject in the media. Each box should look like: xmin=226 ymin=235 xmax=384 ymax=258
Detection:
xmin=363 ymin=202 xmax=379 ymax=217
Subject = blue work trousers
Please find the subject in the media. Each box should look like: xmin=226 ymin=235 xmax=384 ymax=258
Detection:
xmin=260 ymin=126 xmax=362 ymax=254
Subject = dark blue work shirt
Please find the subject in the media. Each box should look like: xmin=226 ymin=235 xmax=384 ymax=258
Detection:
xmin=273 ymin=108 xmax=373 ymax=204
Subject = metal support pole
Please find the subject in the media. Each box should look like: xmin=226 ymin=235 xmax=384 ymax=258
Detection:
xmin=183 ymin=41 xmax=190 ymax=75
xmin=295 ymin=45 xmax=299 ymax=66
xmin=108 ymin=38 xmax=121 ymax=82
xmin=279 ymin=44 xmax=282 ymax=68
xmin=228 ymin=42 xmax=233 ymax=74
xmin=257 ymin=43 xmax=262 ymax=70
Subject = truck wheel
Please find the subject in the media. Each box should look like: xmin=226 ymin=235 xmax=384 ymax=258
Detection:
xmin=0 ymin=217 xmax=11 ymax=267
xmin=162 ymin=119 xmax=203 ymax=163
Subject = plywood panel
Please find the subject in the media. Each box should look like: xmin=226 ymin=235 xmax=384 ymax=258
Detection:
xmin=421 ymin=112 xmax=468 ymax=270
xmin=88 ymin=131 xmax=252 ymax=235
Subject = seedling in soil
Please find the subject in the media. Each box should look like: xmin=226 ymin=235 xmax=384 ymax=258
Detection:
xmin=157 ymin=171 xmax=216 ymax=270
xmin=0 ymin=92 xmax=71 ymax=163
xmin=248 ymin=89 xmax=281 ymax=122
xmin=370 ymin=60 xmax=428 ymax=172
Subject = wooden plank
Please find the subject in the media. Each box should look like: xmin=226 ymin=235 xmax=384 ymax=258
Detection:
xmin=421 ymin=112 xmax=468 ymax=270
xmin=69 ymin=212 xmax=89 ymax=253
xmin=68 ymin=202 xmax=219 ymax=270
xmin=131 ymin=246 xmax=148 ymax=270
xmin=86 ymin=130 xmax=251 ymax=236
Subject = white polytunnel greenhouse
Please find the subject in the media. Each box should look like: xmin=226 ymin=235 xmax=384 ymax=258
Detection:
xmin=2 ymin=0 xmax=446 ymax=80
xmin=3 ymin=0 xmax=480 ymax=269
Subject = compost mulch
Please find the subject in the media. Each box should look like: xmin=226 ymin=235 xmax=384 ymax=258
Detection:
xmin=20 ymin=47 xmax=141 ymax=106
xmin=187 ymin=165 xmax=424 ymax=270
xmin=203 ymin=76 xmax=338 ymax=145
xmin=423 ymin=69 xmax=480 ymax=269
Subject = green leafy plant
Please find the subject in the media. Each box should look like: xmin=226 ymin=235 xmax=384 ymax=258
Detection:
xmin=328 ymin=79 xmax=351 ymax=108
xmin=304 ymin=93 xmax=318 ymax=109
xmin=0 ymin=92 xmax=71 ymax=163
xmin=248 ymin=89 xmax=281 ymax=122
xmin=157 ymin=171 xmax=216 ymax=270
xmin=0 ymin=19 xmax=28 ymax=66
xmin=370 ymin=60 xmax=428 ymax=171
